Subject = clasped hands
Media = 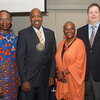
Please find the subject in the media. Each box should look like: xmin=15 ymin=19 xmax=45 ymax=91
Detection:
xmin=57 ymin=69 xmax=69 ymax=83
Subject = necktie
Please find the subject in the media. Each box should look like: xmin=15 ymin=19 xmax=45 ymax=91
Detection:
xmin=37 ymin=31 xmax=44 ymax=45
xmin=89 ymin=26 xmax=96 ymax=48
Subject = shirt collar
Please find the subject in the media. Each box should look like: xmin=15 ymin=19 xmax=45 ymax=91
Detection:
xmin=88 ymin=21 xmax=100 ymax=29
xmin=33 ymin=26 xmax=43 ymax=33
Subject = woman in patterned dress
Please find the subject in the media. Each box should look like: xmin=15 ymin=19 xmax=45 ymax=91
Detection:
xmin=0 ymin=10 xmax=19 ymax=100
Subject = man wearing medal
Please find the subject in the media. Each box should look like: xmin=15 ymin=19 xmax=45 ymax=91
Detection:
xmin=17 ymin=8 xmax=56 ymax=100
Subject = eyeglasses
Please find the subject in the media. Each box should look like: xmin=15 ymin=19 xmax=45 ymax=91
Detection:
xmin=0 ymin=18 xmax=11 ymax=21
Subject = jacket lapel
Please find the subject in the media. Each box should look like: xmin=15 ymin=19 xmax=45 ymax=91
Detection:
xmin=84 ymin=25 xmax=91 ymax=49
xmin=43 ymin=28 xmax=49 ymax=49
xmin=29 ymin=26 xmax=40 ymax=43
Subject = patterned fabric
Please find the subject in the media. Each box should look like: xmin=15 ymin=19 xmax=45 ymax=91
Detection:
xmin=89 ymin=26 xmax=96 ymax=48
xmin=37 ymin=31 xmax=45 ymax=45
xmin=0 ymin=32 xmax=19 ymax=100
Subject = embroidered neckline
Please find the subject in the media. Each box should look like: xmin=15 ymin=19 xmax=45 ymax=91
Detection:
xmin=2 ymin=34 xmax=16 ymax=43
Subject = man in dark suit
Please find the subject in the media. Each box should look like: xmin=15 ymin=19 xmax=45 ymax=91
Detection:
xmin=17 ymin=8 xmax=56 ymax=100
xmin=77 ymin=3 xmax=100 ymax=100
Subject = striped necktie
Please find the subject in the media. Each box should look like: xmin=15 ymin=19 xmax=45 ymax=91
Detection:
xmin=89 ymin=26 xmax=96 ymax=48
xmin=37 ymin=31 xmax=44 ymax=45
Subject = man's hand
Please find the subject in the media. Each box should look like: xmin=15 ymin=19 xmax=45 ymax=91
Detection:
xmin=22 ymin=81 xmax=31 ymax=92
xmin=49 ymin=77 xmax=55 ymax=86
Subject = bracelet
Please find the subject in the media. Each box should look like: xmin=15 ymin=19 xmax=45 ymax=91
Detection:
xmin=63 ymin=71 xmax=70 ymax=76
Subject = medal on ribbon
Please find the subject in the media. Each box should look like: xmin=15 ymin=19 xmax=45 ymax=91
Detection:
xmin=36 ymin=42 xmax=45 ymax=51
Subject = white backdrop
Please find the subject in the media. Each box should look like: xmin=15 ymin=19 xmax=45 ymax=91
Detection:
xmin=0 ymin=0 xmax=46 ymax=12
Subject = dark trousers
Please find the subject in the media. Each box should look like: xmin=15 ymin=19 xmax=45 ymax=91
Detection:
xmin=17 ymin=86 xmax=23 ymax=100
xmin=19 ymin=85 xmax=49 ymax=100
xmin=48 ymin=84 xmax=56 ymax=100
xmin=85 ymin=74 xmax=100 ymax=100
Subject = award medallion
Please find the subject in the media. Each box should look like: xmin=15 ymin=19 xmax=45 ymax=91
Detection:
xmin=36 ymin=43 xmax=45 ymax=51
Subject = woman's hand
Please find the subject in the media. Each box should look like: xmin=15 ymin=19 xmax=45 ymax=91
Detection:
xmin=57 ymin=71 xmax=65 ymax=81
xmin=0 ymin=86 xmax=4 ymax=99
xmin=63 ymin=69 xmax=70 ymax=76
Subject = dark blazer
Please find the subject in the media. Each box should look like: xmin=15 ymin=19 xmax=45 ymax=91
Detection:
xmin=77 ymin=24 xmax=100 ymax=81
xmin=17 ymin=26 xmax=56 ymax=87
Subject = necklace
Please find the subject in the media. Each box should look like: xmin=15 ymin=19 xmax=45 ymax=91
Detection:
xmin=2 ymin=34 xmax=16 ymax=43
xmin=2 ymin=33 xmax=16 ymax=51
xmin=64 ymin=37 xmax=76 ymax=51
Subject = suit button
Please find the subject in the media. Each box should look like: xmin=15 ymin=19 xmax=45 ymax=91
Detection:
xmin=90 ymin=50 xmax=92 ymax=53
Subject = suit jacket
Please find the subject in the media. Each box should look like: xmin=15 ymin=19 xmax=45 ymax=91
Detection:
xmin=77 ymin=24 xmax=100 ymax=81
xmin=17 ymin=26 xmax=56 ymax=87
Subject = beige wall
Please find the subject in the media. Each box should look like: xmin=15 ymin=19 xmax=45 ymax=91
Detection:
xmin=43 ymin=9 xmax=87 ymax=44
xmin=11 ymin=0 xmax=100 ymax=44
xmin=47 ymin=0 xmax=99 ymax=9
xmin=12 ymin=9 xmax=87 ymax=44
